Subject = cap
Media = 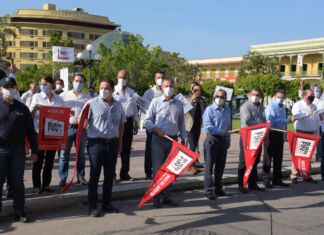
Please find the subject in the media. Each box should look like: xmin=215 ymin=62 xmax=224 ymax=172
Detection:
xmin=0 ymin=77 xmax=17 ymax=87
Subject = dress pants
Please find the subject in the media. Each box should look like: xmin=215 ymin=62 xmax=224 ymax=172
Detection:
xmin=32 ymin=150 xmax=56 ymax=188
xmin=119 ymin=117 xmax=134 ymax=178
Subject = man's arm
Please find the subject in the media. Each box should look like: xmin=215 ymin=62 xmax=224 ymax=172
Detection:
xmin=240 ymin=104 xmax=258 ymax=126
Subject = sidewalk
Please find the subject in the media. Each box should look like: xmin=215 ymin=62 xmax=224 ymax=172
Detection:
xmin=1 ymin=131 xmax=321 ymax=217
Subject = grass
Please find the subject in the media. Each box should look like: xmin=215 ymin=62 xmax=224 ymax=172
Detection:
xmin=232 ymin=117 xmax=294 ymax=131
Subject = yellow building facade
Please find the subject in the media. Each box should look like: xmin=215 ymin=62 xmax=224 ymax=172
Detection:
xmin=0 ymin=3 xmax=119 ymax=69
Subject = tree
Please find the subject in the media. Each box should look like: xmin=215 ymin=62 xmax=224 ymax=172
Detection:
xmin=0 ymin=15 xmax=17 ymax=68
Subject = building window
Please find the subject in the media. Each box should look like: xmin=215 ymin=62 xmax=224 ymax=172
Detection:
xmin=7 ymin=52 xmax=16 ymax=58
xmin=20 ymin=64 xmax=33 ymax=70
xmin=302 ymin=64 xmax=308 ymax=72
xmin=43 ymin=30 xmax=63 ymax=36
xmin=220 ymin=68 xmax=226 ymax=77
xmin=67 ymin=32 xmax=85 ymax=39
xmin=42 ymin=41 xmax=52 ymax=48
xmin=43 ymin=53 xmax=48 ymax=59
xmin=229 ymin=68 xmax=235 ymax=76
xmin=280 ymin=65 xmax=285 ymax=72
xmin=20 ymin=29 xmax=38 ymax=36
xmin=319 ymin=63 xmax=323 ymax=71
xmin=7 ymin=41 xmax=16 ymax=47
xmin=20 ymin=53 xmax=38 ymax=59
xmin=89 ymin=34 xmax=101 ymax=40
xmin=291 ymin=64 xmax=297 ymax=72
xmin=20 ymin=41 xmax=38 ymax=48
xmin=74 ymin=44 xmax=85 ymax=50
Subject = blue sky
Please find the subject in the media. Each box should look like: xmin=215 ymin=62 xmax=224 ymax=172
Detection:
xmin=1 ymin=0 xmax=324 ymax=59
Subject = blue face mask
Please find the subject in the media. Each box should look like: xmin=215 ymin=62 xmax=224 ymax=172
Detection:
xmin=275 ymin=97 xmax=284 ymax=105
xmin=40 ymin=84 xmax=49 ymax=94
xmin=73 ymin=82 xmax=84 ymax=91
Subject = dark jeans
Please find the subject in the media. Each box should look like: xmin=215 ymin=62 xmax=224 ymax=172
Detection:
xmin=87 ymin=138 xmax=118 ymax=208
xmin=320 ymin=135 xmax=324 ymax=180
xmin=119 ymin=117 xmax=134 ymax=178
xmin=58 ymin=128 xmax=87 ymax=180
xmin=186 ymin=128 xmax=201 ymax=152
xmin=32 ymin=150 xmax=56 ymax=188
xmin=151 ymin=134 xmax=173 ymax=201
xmin=238 ymin=136 xmax=261 ymax=187
xmin=204 ymin=134 xmax=227 ymax=193
xmin=263 ymin=131 xmax=284 ymax=183
xmin=144 ymin=131 xmax=153 ymax=177
xmin=0 ymin=145 xmax=26 ymax=213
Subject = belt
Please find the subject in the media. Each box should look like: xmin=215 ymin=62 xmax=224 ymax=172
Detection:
xmin=70 ymin=124 xmax=78 ymax=129
xmin=153 ymin=133 xmax=178 ymax=140
xmin=207 ymin=133 xmax=226 ymax=139
xmin=89 ymin=137 xmax=118 ymax=143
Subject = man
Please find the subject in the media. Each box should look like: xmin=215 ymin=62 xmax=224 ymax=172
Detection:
xmin=315 ymin=89 xmax=324 ymax=181
xmin=291 ymin=89 xmax=318 ymax=184
xmin=58 ymin=74 xmax=91 ymax=187
xmin=0 ymin=77 xmax=38 ymax=223
xmin=86 ymin=80 xmax=125 ymax=217
xmin=238 ymin=87 xmax=266 ymax=193
xmin=142 ymin=71 xmax=164 ymax=180
xmin=113 ymin=69 xmax=139 ymax=181
xmin=264 ymin=90 xmax=291 ymax=188
xmin=21 ymin=83 xmax=38 ymax=108
xmin=185 ymin=83 xmax=206 ymax=175
xmin=145 ymin=77 xmax=187 ymax=208
xmin=54 ymin=78 xmax=64 ymax=95
xmin=203 ymin=89 xmax=231 ymax=200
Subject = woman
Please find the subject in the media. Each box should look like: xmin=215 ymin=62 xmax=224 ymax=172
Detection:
xmin=30 ymin=75 xmax=63 ymax=193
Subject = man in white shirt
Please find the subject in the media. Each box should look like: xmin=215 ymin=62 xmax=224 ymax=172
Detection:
xmin=113 ymin=69 xmax=139 ymax=181
xmin=58 ymin=74 xmax=91 ymax=187
xmin=21 ymin=83 xmax=37 ymax=108
xmin=142 ymin=71 xmax=164 ymax=179
xmin=291 ymin=89 xmax=318 ymax=184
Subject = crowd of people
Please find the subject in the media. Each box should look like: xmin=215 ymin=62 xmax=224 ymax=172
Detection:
xmin=0 ymin=64 xmax=323 ymax=223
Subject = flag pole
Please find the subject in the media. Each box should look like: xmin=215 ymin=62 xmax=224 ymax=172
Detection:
xmin=163 ymin=135 xmax=175 ymax=142
xmin=228 ymin=129 xmax=240 ymax=133
xmin=270 ymin=128 xmax=287 ymax=133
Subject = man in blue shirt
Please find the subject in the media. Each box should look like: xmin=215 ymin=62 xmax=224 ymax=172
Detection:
xmin=145 ymin=77 xmax=187 ymax=208
xmin=264 ymin=89 xmax=291 ymax=188
xmin=203 ymin=89 xmax=231 ymax=200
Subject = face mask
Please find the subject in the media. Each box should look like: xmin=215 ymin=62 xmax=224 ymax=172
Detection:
xmin=251 ymin=95 xmax=260 ymax=104
xmin=275 ymin=97 xmax=284 ymax=105
xmin=307 ymin=95 xmax=315 ymax=103
xmin=214 ymin=97 xmax=225 ymax=106
xmin=56 ymin=84 xmax=63 ymax=91
xmin=99 ymin=89 xmax=111 ymax=99
xmin=118 ymin=78 xmax=127 ymax=87
xmin=1 ymin=88 xmax=16 ymax=99
xmin=40 ymin=84 xmax=50 ymax=94
xmin=163 ymin=87 xmax=174 ymax=97
xmin=73 ymin=82 xmax=84 ymax=91
xmin=156 ymin=78 xmax=163 ymax=86
xmin=314 ymin=91 xmax=321 ymax=98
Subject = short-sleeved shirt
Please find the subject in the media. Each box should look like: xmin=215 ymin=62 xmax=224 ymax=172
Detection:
xmin=60 ymin=90 xmax=91 ymax=125
xmin=86 ymin=97 xmax=126 ymax=139
xmin=29 ymin=92 xmax=64 ymax=132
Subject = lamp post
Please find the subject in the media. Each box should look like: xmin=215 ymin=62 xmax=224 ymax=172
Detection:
xmin=86 ymin=44 xmax=93 ymax=88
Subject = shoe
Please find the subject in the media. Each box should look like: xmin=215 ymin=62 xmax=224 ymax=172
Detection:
xmin=89 ymin=208 xmax=101 ymax=217
xmin=272 ymin=181 xmax=290 ymax=187
xmin=291 ymin=178 xmax=298 ymax=184
xmin=145 ymin=175 xmax=153 ymax=180
xmin=42 ymin=186 xmax=54 ymax=192
xmin=77 ymin=177 xmax=88 ymax=185
xmin=153 ymin=200 xmax=162 ymax=209
xmin=205 ymin=193 xmax=216 ymax=200
xmin=264 ymin=182 xmax=273 ymax=189
xmin=249 ymin=185 xmax=265 ymax=191
xmin=113 ymin=177 xmax=120 ymax=184
xmin=239 ymin=186 xmax=248 ymax=194
xmin=303 ymin=177 xmax=318 ymax=184
xmin=59 ymin=179 xmax=66 ymax=187
xmin=195 ymin=162 xmax=205 ymax=169
xmin=120 ymin=175 xmax=135 ymax=181
xmin=188 ymin=166 xmax=201 ymax=175
xmin=162 ymin=199 xmax=179 ymax=207
xmin=215 ymin=189 xmax=227 ymax=197
xmin=6 ymin=190 xmax=14 ymax=199
xmin=14 ymin=212 xmax=30 ymax=223
xmin=101 ymin=204 xmax=119 ymax=213
xmin=33 ymin=188 xmax=43 ymax=194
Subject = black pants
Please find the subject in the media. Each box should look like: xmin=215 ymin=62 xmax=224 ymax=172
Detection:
xmin=32 ymin=150 xmax=56 ymax=188
xmin=119 ymin=117 xmax=134 ymax=178
xmin=187 ymin=127 xmax=201 ymax=152
xmin=204 ymin=134 xmax=227 ymax=192
xmin=263 ymin=131 xmax=284 ymax=183
xmin=144 ymin=131 xmax=152 ymax=177
xmin=87 ymin=138 xmax=118 ymax=208
xmin=238 ymin=136 xmax=261 ymax=187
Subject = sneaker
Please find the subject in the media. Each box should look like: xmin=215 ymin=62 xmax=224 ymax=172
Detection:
xmin=14 ymin=212 xmax=30 ymax=223
xmin=303 ymin=177 xmax=317 ymax=184
xmin=272 ymin=181 xmax=290 ymax=187
xmin=239 ymin=186 xmax=248 ymax=194
xmin=101 ymin=204 xmax=119 ymax=213
xmin=89 ymin=208 xmax=101 ymax=217
xmin=120 ymin=175 xmax=135 ymax=182
xmin=59 ymin=179 xmax=66 ymax=187
xmin=153 ymin=199 xmax=162 ymax=209
xmin=78 ymin=177 xmax=88 ymax=185
xmin=162 ymin=199 xmax=179 ymax=207
xmin=291 ymin=178 xmax=298 ymax=184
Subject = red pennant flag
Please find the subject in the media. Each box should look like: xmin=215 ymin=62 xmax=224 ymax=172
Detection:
xmin=287 ymin=131 xmax=320 ymax=179
xmin=60 ymin=104 xmax=90 ymax=193
xmin=241 ymin=122 xmax=270 ymax=188
xmin=138 ymin=139 xmax=199 ymax=208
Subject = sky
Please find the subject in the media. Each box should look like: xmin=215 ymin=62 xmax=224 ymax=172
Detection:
xmin=1 ymin=0 xmax=324 ymax=60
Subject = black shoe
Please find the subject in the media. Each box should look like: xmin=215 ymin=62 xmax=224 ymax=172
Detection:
xmin=14 ymin=212 xmax=30 ymax=223
xmin=153 ymin=200 xmax=162 ymax=209
xmin=89 ymin=208 xmax=101 ymax=217
xmin=272 ymin=181 xmax=290 ymax=187
xmin=145 ymin=175 xmax=153 ymax=180
xmin=264 ymin=182 xmax=273 ymax=189
xmin=59 ymin=179 xmax=66 ymax=187
xmin=291 ymin=178 xmax=298 ymax=184
xmin=120 ymin=175 xmax=135 ymax=182
xmin=101 ymin=204 xmax=119 ymax=213
xmin=205 ymin=193 xmax=216 ymax=200
xmin=239 ymin=186 xmax=248 ymax=194
xmin=249 ymin=185 xmax=265 ymax=191
xmin=42 ymin=186 xmax=54 ymax=192
xmin=304 ymin=177 xmax=318 ymax=184
xmin=33 ymin=188 xmax=43 ymax=194
xmin=215 ymin=189 xmax=227 ymax=197
xmin=6 ymin=190 xmax=14 ymax=199
xmin=195 ymin=162 xmax=205 ymax=169
xmin=162 ymin=199 xmax=179 ymax=207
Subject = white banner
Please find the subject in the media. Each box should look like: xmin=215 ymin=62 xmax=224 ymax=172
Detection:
xmin=174 ymin=93 xmax=194 ymax=114
xmin=215 ymin=86 xmax=233 ymax=101
xmin=295 ymin=137 xmax=315 ymax=158
xmin=60 ymin=68 xmax=69 ymax=92
xmin=250 ymin=127 xmax=267 ymax=150
xmin=52 ymin=46 xmax=74 ymax=63
xmin=131 ymin=93 xmax=150 ymax=110
xmin=297 ymin=54 xmax=303 ymax=67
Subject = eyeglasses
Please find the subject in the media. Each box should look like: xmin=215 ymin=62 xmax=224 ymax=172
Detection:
xmin=214 ymin=95 xmax=225 ymax=99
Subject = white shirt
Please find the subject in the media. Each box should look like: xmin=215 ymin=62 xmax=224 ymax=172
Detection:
xmin=21 ymin=90 xmax=34 ymax=108
xmin=113 ymin=86 xmax=138 ymax=121
xmin=30 ymin=92 xmax=64 ymax=132
xmin=60 ymin=90 xmax=91 ymax=125
xmin=292 ymin=99 xmax=317 ymax=132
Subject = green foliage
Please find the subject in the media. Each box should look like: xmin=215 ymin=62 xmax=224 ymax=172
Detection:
xmin=200 ymin=80 xmax=234 ymax=103
xmin=0 ymin=15 xmax=17 ymax=66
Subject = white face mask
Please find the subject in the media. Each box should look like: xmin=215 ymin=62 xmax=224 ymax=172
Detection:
xmin=99 ymin=89 xmax=111 ymax=99
xmin=251 ymin=95 xmax=260 ymax=103
xmin=214 ymin=97 xmax=225 ymax=106
xmin=1 ymin=88 xmax=16 ymax=100
xmin=118 ymin=78 xmax=127 ymax=87
xmin=163 ymin=87 xmax=174 ymax=97
xmin=314 ymin=90 xmax=321 ymax=98
xmin=156 ymin=78 xmax=163 ymax=86
xmin=56 ymin=84 xmax=63 ymax=91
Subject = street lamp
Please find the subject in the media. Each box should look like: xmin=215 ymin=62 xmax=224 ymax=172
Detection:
xmin=86 ymin=44 xmax=93 ymax=88
xmin=94 ymin=54 xmax=102 ymax=61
